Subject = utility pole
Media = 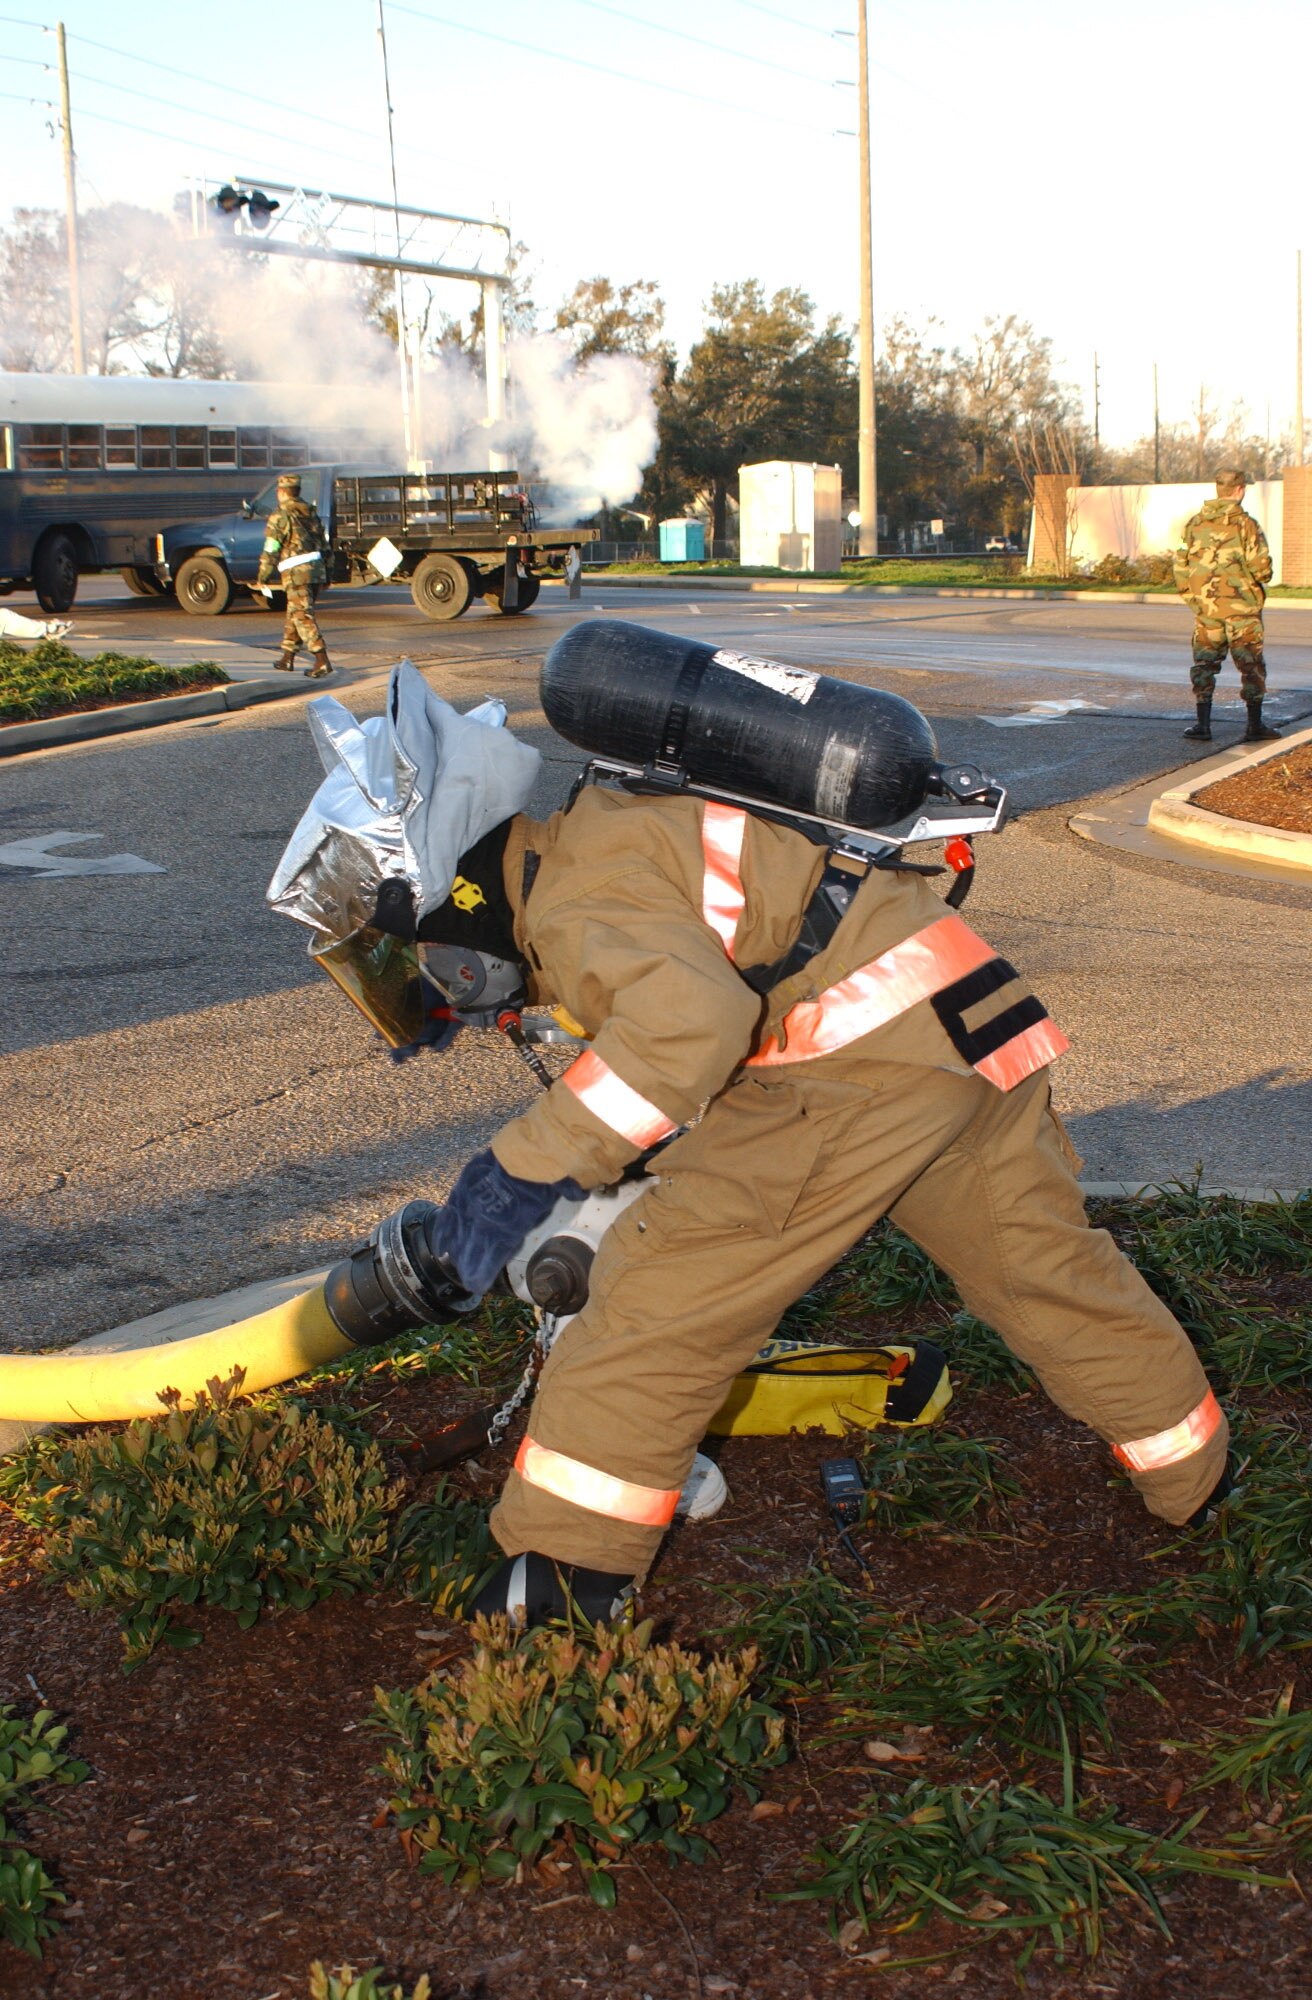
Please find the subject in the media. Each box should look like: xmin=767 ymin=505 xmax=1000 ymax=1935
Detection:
xmin=1297 ymin=249 xmax=1305 ymax=467
xmin=1153 ymin=361 xmax=1160 ymax=483
xmin=856 ymin=0 xmax=877 ymax=558
xmin=1092 ymin=351 xmax=1100 ymax=449
xmin=55 ymin=23 xmax=84 ymax=374
xmin=376 ymin=0 xmax=415 ymax=465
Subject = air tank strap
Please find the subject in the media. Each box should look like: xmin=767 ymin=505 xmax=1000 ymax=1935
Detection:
xmin=658 ymin=646 xmax=713 ymax=764
xmin=739 ymin=860 xmax=863 ymax=996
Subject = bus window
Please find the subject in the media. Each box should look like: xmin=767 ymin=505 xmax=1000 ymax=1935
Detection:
xmin=68 ymin=424 xmax=103 ymax=470
xmin=175 ymin=426 xmax=205 ymax=468
xmin=105 ymin=426 xmax=137 ymax=466
xmin=240 ymin=427 xmax=271 ymax=469
xmin=272 ymin=429 xmax=309 ymax=467
xmin=18 ymin=425 xmax=65 ymax=470
xmin=140 ymin=426 xmax=173 ymax=469
xmin=208 ymin=428 xmax=237 ymax=467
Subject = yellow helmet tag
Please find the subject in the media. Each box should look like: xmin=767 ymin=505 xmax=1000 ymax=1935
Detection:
xmin=450 ymin=876 xmax=486 ymax=913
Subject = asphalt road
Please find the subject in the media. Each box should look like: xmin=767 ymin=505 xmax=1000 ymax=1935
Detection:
xmin=3 ymin=578 xmax=1310 ymax=1352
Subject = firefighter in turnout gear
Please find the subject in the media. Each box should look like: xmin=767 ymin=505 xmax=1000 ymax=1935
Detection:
xmin=1173 ymin=467 xmax=1278 ymax=743
xmin=259 ymin=473 xmax=333 ymax=679
xmin=270 ymin=630 xmax=1231 ymax=1631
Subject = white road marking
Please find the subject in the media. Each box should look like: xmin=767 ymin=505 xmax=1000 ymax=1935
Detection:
xmin=0 ymin=832 xmax=165 ymax=878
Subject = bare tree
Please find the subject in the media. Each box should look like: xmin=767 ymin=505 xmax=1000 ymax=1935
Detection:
xmin=1012 ymin=417 xmax=1086 ymax=576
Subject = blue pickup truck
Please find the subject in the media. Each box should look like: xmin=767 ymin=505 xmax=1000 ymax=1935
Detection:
xmin=153 ymin=465 xmax=594 ymax=621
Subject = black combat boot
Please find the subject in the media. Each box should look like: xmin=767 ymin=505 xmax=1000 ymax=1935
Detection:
xmin=467 ymin=1553 xmax=634 ymax=1629
xmin=1243 ymin=699 xmax=1281 ymax=743
xmin=305 ymin=650 xmax=333 ymax=679
xmin=1182 ymin=696 xmax=1212 ymax=741
xmin=274 ymin=651 xmax=295 ymax=672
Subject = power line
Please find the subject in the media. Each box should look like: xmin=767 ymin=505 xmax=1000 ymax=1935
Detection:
xmin=388 ymin=1 xmax=840 ymax=136
xmin=723 ymin=0 xmax=842 ymax=38
xmin=559 ymin=0 xmax=835 ymax=86
xmin=67 ymin=30 xmax=466 ymax=175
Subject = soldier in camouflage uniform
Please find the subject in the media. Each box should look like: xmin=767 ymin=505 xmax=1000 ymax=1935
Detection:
xmin=1172 ymin=467 xmax=1278 ymax=743
xmin=258 ymin=473 xmax=333 ymax=680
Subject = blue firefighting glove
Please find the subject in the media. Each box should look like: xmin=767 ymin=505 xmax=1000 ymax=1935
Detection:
xmin=426 ymin=1149 xmax=585 ymax=1298
xmin=388 ymin=1013 xmax=462 ymax=1064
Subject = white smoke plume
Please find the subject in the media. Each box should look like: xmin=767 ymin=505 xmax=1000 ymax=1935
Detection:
xmin=2 ymin=203 xmax=658 ymax=518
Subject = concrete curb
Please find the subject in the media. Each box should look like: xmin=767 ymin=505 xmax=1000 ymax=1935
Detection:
xmin=587 ymin=574 xmax=1312 ymax=609
xmin=3 ymin=1175 xmax=1306 ymax=1456
xmin=0 ymin=674 xmax=308 ymax=758
xmin=1146 ymin=724 xmax=1312 ymax=876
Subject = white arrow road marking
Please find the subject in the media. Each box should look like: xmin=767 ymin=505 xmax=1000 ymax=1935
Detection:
xmin=0 ymin=832 xmax=165 ymax=877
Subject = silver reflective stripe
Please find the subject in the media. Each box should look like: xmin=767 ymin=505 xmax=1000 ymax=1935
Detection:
xmin=505 ymin=1553 xmax=529 ymax=1623
xmin=277 ymin=551 xmax=321 ymax=572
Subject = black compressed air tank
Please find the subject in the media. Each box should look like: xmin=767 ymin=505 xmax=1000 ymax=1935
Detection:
xmin=540 ymin=620 xmax=939 ymax=830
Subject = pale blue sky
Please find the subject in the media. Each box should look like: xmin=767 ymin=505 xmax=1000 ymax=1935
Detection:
xmin=2 ymin=0 xmax=1308 ymax=449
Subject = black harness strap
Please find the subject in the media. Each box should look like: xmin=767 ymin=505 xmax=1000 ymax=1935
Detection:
xmin=658 ymin=646 xmax=713 ymax=764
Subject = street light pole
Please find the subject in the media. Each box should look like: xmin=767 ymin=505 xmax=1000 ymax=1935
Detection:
xmin=856 ymin=0 xmax=878 ymax=558
xmin=55 ymin=23 xmax=84 ymax=374
xmin=376 ymin=0 xmax=414 ymax=466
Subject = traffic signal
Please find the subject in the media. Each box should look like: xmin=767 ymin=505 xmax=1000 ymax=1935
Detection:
xmin=246 ymin=189 xmax=280 ymax=231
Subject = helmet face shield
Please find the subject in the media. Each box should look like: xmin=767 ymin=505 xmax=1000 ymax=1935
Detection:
xmin=311 ymin=926 xmax=426 ymax=1049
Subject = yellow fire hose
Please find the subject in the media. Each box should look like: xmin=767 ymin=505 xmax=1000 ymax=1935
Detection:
xmin=0 ymin=1283 xmax=354 ymax=1427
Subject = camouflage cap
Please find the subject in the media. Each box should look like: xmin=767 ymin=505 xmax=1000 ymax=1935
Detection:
xmin=1214 ymin=466 xmax=1249 ymax=489
xmin=277 ymin=472 xmax=302 ymax=494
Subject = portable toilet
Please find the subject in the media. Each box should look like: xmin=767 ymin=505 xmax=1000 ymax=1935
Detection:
xmin=659 ymin=518 xmax=706 ymax=562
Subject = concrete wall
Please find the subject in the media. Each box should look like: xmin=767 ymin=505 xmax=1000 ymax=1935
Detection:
xmin=1027 ymin=477 xmax=1284 ymax=585
xmin=739 ymin=460 xmax=843 ymax=572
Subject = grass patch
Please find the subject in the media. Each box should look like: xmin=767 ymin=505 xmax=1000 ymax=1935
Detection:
xmin=21 ymin=1371 xmax=404 ymax=1668
xmin=710 ymin=1566 xmax=866 ymax=1688
xmin=0 ymin=1705 xmax=88 ymax=1958
xmin=387 ymin=1483 xmax=498 ymax=1616
xmin=785 ymin=1775 xmax=1279 ymax=1967
xmin=373 ymin=1615 xmax=787 ymax=1905
xmin=860 ymin=1423 xmax=1022 ymax=1534
xmin=829 ymin=1596 xmax=1155 ymax=1761
xmin=304 ymin=1297 xmax=536 ymax=1397
xmin=1200 ymin=1687 xmax=1312 ymax=1842
xmin=0 ymin=637 xmax=227 ymax=724
xmin=309 ymin=1966 xmax=432 ymax=2000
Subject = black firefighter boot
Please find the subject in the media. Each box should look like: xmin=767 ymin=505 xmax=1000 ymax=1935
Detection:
xmin=305 ymin=649 xmax=333 ymax=680
xmin=1244 ymin=698 xmax=1281 ymax=743
xmin=1183 ymin=695 xmax=1212 ymax=741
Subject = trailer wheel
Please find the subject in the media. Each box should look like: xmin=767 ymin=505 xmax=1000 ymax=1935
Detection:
xmin=175 ymin=554 xmax=234 ymax=616
xmin=121 ymin=565 xmax=168 ymax=598
xmin=33 ymin=532 xmax=79 ymax=614
xmin=411 ymin=553 xmax=472 ymax=621
xmin=486 ymin=571 xmax=541 ymax=615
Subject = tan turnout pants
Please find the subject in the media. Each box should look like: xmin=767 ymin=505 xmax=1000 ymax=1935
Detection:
xmin=490 ymin=1062 xmax=1227 ymax=1578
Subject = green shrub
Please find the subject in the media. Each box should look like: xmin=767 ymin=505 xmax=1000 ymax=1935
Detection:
xmin=374 ymin=1614 xmax=788 ymax=1904
xmin=387 ymin=1485 xmax=498 ymax=1616
xmin=829 ymin=1597 xmax=1155 ymax=1759
xmin=25 ymin=1371 xmax=405 ymax=1668
xmin=860 ymin=1423 xmax=1021 ymax=1533
xmin=711 ymin=1566 xmax=865 ymax=1687
xmin=943 ymin=1311 xmax=1033 ymax=1391
xmin=785 ymin=1776 xmax=1278 ymax=1967
xmin=0 ymin=637 xmax=226 ymax=723
xmin=0 ymin=1706 xmax=88 ymax=1958
xmin=1200 ymin=1687 xmax=1312 ymax=1835
xmin=308 ymin=1965 xmax=430 ymax=2000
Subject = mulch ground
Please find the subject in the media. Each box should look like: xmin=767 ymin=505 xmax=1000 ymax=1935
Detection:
xmin=1194 ymin=741 xmax=1312 ymax=835
xmin=4 ymin=1284 xmax=1312 ymax=2000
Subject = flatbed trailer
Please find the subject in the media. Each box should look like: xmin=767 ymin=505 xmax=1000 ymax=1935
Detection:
xmin=153 ymin=465 xmax=597 ymax=620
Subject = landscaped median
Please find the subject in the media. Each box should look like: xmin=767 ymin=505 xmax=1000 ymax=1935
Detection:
xmin=586 ymin=558 xmax=1312 ymax=603
xmin=0 ymin=636 xmax=301 ymax=757
xmin=1147 ymin=725 xmax=1312 ymax=876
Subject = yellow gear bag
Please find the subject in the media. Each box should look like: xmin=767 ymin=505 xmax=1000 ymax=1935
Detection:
xmin=707 ymin=1336 xmax=951 ymax=1438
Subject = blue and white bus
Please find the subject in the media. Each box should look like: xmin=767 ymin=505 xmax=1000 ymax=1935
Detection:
xmin=0 ymin=372 xmax=380 ymax=611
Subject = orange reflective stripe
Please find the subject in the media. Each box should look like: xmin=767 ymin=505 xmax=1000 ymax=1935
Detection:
xmin=701 ymin=802 xmax=748 ymax=961
xmin=561 ymin=1047 xmax=678 ymax=1148
xmin=1111 ymin=1390 xmax=1223 ymax=1475
xmin=515 ymin=1436 xmax=681 ymax=1527
xmin=748 ymin=914 xmax=997 ymax=1069
xmin=974 ymin=1016 xmax=1071 ymax=1090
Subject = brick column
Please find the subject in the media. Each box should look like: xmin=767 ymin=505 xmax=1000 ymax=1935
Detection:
xmin=1030 ymin=472 xmax=1080 ymax=576
xmin=1282 ymin=465 xmax=1312 ymax=588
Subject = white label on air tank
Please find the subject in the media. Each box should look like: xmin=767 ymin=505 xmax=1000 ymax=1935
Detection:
xmin=712 ymin=648 xmax=818 ymax=705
